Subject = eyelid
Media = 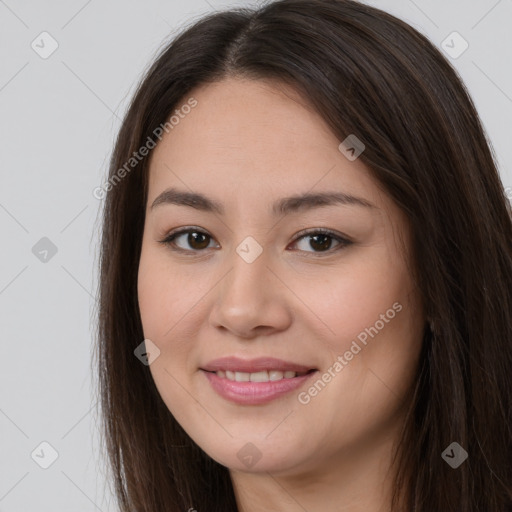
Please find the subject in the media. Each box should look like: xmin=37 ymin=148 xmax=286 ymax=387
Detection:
xmin=159 ymin=226 xmax=353 ymax=255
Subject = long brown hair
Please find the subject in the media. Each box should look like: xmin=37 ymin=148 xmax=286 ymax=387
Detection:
xmin=94 ymin=0 xmax=512 ymax=510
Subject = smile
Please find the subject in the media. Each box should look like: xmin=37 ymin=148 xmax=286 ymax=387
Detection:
xmin=201 ymin=368 xmax=317 ymax=405
xmin=212 ymin=369 xmax=312 ymax=382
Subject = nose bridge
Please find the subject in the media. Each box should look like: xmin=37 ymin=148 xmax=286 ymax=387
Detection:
xmin=209 ymin=236 xmax=291 ymax=336
xmin=223 ymin=236 xmax=271 ymax=303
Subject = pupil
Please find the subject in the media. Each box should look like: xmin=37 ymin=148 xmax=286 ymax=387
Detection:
xmin=310 ymin=234 xmax=331 ymax=251
xmin=189 ymin=232 xmax=209 ymax=249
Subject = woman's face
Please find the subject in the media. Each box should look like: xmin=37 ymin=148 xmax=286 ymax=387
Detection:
xmin=137 ymin=77 xmax=424 ymax=475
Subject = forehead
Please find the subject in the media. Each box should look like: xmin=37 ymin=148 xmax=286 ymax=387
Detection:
xmin=158 ymin=78 xmax=334 ymax=161
xmin=146 ymin=77 xmax=397 ymax=223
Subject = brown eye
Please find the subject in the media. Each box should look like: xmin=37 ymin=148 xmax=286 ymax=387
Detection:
xmin=308 ymin=233 xmax=334 ymax=252
xmin=290 ymin=229 xmax=351 ymax=254
xmin=160 ymin=227 xmax=351 ymax=256
xmin=161 ymin=229 xmax=217 ymax=252
xmin=185 ymin=231 xmax=211 ymax=250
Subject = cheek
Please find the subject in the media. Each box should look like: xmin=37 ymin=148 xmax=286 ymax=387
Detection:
xmin=301 ymin=286 xmax=422 ymax=451
xmin=137 ymin=261 xmax=169 ymax=341
xmin=137 ymin=246 xmax=211 ymax=379
xmin=137 ymin=246 xmax=198 ymax=340
xmin=137 ymin=250 xmax=197 ymax=418
xmin=313 ymin=268 xmax=422 ymax=418
xmin=302 ymin=249 xmax=409 ymax=355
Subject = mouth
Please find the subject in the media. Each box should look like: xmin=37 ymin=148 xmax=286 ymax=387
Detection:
xmin=200 ymin=356 xmax=316 ymax=374
xmin=200 ymin=357 xmax=318 ymax=405
xmin=204 ymin=369 xmax=316 ymax=382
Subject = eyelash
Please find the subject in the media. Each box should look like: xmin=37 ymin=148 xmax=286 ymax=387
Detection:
xmin=158 ymin=226 xmax=353 ymax=257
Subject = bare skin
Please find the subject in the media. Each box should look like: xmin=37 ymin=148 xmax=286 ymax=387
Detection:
xmin=137 ymin=77 xmax=425 ymax=512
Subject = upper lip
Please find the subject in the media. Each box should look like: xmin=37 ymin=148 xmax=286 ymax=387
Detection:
xmin=201 ymin=357 xmax=316 ymax=373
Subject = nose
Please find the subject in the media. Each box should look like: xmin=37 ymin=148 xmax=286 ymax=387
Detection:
xmin=208 ymin=245 xmax=293 ymax=339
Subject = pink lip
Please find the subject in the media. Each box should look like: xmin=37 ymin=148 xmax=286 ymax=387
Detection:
xmin=200 ymin=357 xmax=318 ymax=405
xmin=202 ymin=371 xmax=317 ymax=405
xmin=201 ymin=356 xmax=315 ymax=373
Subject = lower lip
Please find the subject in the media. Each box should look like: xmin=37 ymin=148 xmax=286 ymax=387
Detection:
xmin=201 ymin=370 xmax=317 ymax=405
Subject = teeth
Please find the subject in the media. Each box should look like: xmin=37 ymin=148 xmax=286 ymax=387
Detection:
xmin=269 ymin=370 xmax=285 ymax=381
xmin=250 ymin=371 xmax=268 ymax=382
xmin=216 ymin=370 xmax=302 ymax=382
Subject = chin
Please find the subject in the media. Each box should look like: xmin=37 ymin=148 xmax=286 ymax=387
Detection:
xmin=196 ymin=435 xmax=313 ymax=475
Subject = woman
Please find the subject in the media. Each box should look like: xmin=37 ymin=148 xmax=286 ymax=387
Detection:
xmin=94 ymin=0 xmax=512 ymax=510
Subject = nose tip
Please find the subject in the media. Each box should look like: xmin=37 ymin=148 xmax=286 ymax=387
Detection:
xmin=208 ymin=253 xmax=293 ymax=339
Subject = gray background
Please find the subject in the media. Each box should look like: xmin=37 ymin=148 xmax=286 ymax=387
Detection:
xmin=1 ymin=0 xmax=510 ymax=510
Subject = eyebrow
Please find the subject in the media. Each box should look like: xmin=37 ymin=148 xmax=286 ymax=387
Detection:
xmin=150 ymin=187 xmax=375 ymax=216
